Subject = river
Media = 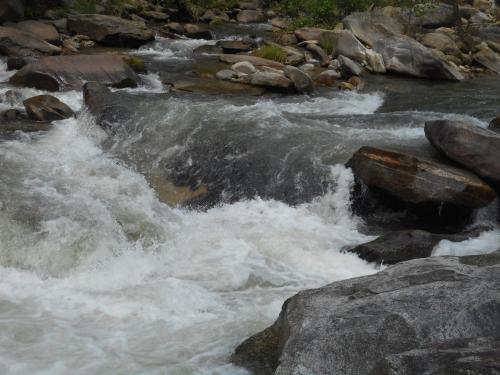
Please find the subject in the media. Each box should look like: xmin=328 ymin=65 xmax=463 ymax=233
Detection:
xmin=0 ymin=25 xmax=499 ymax=374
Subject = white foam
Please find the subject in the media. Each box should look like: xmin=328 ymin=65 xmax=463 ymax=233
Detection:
xmin=137 ymin=37 xmax=215 ymax=61
xmin=433 ymin=228 xmax=500 ymax=257
xmin=0 ymin=58 xmax=13 ymax=82
xmin=0 ymin=113 xmax=376 ymax=374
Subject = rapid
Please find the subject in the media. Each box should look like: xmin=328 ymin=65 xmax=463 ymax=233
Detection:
xmin=1 ymin=29 xmax=499 ymax=374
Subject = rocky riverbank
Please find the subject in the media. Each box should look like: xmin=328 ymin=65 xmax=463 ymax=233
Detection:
xmin=1 ymin=1 xmax=500 ymax=374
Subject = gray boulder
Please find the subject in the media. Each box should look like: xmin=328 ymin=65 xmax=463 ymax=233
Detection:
xmin=23 ymin=95 xmax=74 ymax=122
xmin=220 ymin=54 xmax=284 ymax=69
xmin=425 ymin=120 xmax=500 ymax=185
xmin=0 ymin=26 xmax=60 ymax=57
xmin=374 ymin=34 xmax=464 ymax=81
xmin=347 ymin=146 xmax=495 ymax=209
xmin=232 ymin=252 xmax=500 ymax=375
xmin=349 ymin=227 xmax=489 ymax=265
xmin=343 ymin=11 xmax=463 ymax=81
xmin=421 ymin=32 xmax=460 ymax=56
xmin=283 ymin=65 xmax=313 ymax=93
xmin=334 ymin=29 xmax=367 ymax=63
xmin=10 ymin=54 xmax=138 ymax=91
xmin=67 ymin=14 xmax=154 ymax=48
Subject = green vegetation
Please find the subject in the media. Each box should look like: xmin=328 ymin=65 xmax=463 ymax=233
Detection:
xmin=253 ymin=44 xmax=287 ymax=63
xmin=72 ymin=0 xmax=98 ymax=13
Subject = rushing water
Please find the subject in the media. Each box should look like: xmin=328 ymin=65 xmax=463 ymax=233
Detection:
xmin=1 ymin=28 xmax=500 ymax=374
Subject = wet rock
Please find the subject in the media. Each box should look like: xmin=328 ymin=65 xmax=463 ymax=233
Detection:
xmin=0 ymin=26 xmax=60 ymax=57
xmin=66 ymin=14 xmax=154 ymax=48
xmin=10 ymin=54 xmax=138 ymax=91
xmin=183 ymin=24 xmax=214 ymax=40
xmin=349 ymin=227 xmax=489 ymax=265
xmin=317 ymin=69 xmax=340 ymax=86
xmin=14 ymin=21 xmax=60 ymax=45
xmin=0 ymin=108 xmax=25 ymax=121
xmin=0 ymin=0 xmax=23 ymax=23
xmin=23 ymin=95 xmax=74 ymax=122
xmin=236 ymin=9 xmax=265 ymax=23
xmin=162 ymin=22 xmax=184 ymax=35
xmin=425 ymin=120 xmax=500 ymax=185
xmin=283 ymin=65 xmax=313 ymax=93
xmin=473 ymin=46 xmax=500 ymax=74
xmin=215 ymin=69 xmax=236 ymax=81
xmin=334 ymin=29 xmax=367 ymax=64
xmin=219 ymin=40 xmax=252 ymax=54
xmin=347 ymin=146 xmax=496 ymax=209
xmin=337 ymin=55 xmax=363 ymax=77
xmin=6 ymin=56 xmax=34 ymax=70
xmin=220 ymin=54 xmax=284 ymax=69
xmin=232 ymin=252 xmax=500 ymax=375
xmin=232 ymin=61 xmax=256 ymax=74
xmin=250 ymin=71 xmax=293 ymax=91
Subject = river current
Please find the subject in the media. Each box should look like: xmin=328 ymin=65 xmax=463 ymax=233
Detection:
xmin=0 ymin=28 xmax=499 ymax=374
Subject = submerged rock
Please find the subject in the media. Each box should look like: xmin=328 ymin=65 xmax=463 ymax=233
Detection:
xmin=347 ymin=146 xmax=496 ymax=209
xmin=349 ymin=227 xmax=489 ymax=265
xmin=232 ymin=252 xmax=500 ymax=375
xmin=67 ymin=14 xmax=154 ymax=48
xmin=425 ymin=120 xmax=500 ymax=185
xmin=10 ymin=54 xmax=139 ymax=91
xmin=23 ymin=95 xmax=74 ymax=122
xmin=0 ymin=26 xmax=60 ymax=57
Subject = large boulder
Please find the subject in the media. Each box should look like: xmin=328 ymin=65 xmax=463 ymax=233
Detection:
xmin=10 ymin=54 xmax=139 ymax=91
xmin=421 ymin=32 xmax=460 ymax=56
xmin=373 ymin=34 xmax=464 ymax=81
xmin=347 ymin=146 xmax=495 ymax=209
xmin=232 ymin=252 xmax=500 ymax=375
xmin=342 ymin=11 xmax=462 ymax=80
xmin=23 ymin=95 xmax=74 ymax=122
xmin=0 ymin=26 xmax=60 ymax=57
xmin=349 ymin=227 xmax=489 ymax=265
xmin=425 ymin=120 xmax=500 ymax=185
xmin=14 ymin=20 xmax=60 ymax=45
xmin=343 ymin=11 xmax=404 ymax=47
xmin=66 ymin=14 xmax=154 ymax=48
xmin=0 ymin=0 xmax=24 ymax=24
xmin=334 ymin=29 xmax=367 ymax=64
